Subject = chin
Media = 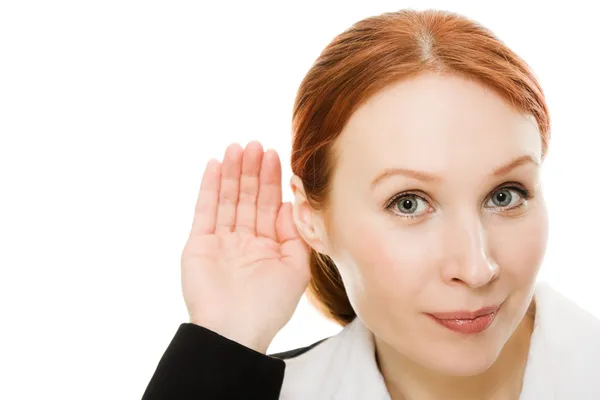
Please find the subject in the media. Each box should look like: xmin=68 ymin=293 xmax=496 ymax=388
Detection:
xmin=430 ymin=348 xmax=500 ymax=377
xmin=411 ymin=331 xmax=507 ymax=377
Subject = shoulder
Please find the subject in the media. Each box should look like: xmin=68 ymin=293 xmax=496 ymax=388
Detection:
xmin=269 ymin=319 xmax=390 ymax=399
xmin=267 ymin=331 xmax=349 ymax=399
xmin=534 ymin=282 xmax=600 ymax=344
xmin=523 ymin=283 xmax=600 ymax=398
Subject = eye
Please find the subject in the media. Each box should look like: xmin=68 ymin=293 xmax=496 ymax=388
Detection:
xmin=387 ymin=193 xmax=431 ymax=218
xmin=485 ymin=186 xmax=530 ymax=210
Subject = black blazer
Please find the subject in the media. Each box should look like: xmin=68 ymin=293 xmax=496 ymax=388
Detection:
xmin=141 ymin=323 xmax=326 ymax=400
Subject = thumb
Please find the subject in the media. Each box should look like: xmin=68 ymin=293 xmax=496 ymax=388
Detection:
xmin=277 ymin=202 xmax=310 ymax=270
xmin=276 ymin=202 xmax=301 ymax=243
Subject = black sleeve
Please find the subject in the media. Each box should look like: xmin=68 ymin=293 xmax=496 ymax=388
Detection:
xmin=141 ymin=323 xmax=286 ymax=400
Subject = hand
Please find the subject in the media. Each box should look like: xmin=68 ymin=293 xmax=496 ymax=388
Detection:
xmin=181 ymin=141 xmax=311 ymax=353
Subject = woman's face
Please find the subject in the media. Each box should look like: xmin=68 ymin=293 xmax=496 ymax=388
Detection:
xmin=323 ymin=72 xmax=548 ymax=376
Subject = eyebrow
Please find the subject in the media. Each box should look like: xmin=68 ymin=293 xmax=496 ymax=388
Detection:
xmin=371 ymin=154 xmax=540 ymax=188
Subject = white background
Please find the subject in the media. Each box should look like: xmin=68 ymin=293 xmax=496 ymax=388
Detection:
xmin=1 ymin=1 xmax=599 ymax=399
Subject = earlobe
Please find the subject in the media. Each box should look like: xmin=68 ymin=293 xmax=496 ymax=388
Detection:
xmin=290 ymin=175 xmax=329 ymax=255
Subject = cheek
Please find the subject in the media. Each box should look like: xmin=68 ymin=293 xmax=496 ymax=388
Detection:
xmin=331 ymin=214 xmax=432 ymax=316
xmin=490 ymin=206 xmax=549 ymax=283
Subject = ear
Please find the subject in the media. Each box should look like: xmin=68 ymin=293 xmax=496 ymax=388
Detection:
xmin=289 ymin=174 xmax=330 ymax=255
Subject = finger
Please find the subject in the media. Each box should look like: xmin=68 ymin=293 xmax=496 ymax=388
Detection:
xmin=235 ymin=141 xmax=263 ymax=233
xmin=256 ymin=149 xmax=282 ymax=240
xmin=190 ymin=159 xmax=221 ymax=236
xmin=215 ymin=143 xmax=243 ymax=234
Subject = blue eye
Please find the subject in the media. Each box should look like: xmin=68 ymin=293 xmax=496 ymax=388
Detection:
xmin=485 ymin=187 xmax=530 ymax=209
xmin=385 ymin=185 xmax=532 ymax=219
xmin=387 ymin=194 xmax=430 ymax=218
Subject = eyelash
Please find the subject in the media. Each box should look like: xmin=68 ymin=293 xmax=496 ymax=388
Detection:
xmin=384 ymin=184 xmax=533 ymax=219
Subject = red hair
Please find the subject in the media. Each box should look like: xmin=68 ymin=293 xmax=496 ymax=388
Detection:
xmin=290 ymin=9 xmax=551 ymax=326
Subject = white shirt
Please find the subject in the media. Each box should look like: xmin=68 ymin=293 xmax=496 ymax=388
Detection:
xmin=280 ymin=282 xmax=600 ymax=399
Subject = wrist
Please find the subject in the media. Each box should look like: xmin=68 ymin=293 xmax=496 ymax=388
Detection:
xmin=189 ymin=320 xmax=272 ymax=354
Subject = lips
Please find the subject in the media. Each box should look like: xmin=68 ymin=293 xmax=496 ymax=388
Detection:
xmin=429 ymin=305 xmax=500 ymax=320
xmin=427 ymin=304 xmax=501 ymax=334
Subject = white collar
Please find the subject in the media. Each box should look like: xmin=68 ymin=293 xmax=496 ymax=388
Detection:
xmin=280 ymin=282 xmax=600 ymax=399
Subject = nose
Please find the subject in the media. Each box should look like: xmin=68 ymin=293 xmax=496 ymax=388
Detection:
xmin=440 ymin=216 xmax=499 ymax=288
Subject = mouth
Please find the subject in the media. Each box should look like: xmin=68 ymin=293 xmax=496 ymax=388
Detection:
xmin=426 ymin=304 xmax=501 ymax=335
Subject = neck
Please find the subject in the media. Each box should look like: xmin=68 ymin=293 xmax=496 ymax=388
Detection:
xmin=376 ymin=303 xmax=536 ymax=400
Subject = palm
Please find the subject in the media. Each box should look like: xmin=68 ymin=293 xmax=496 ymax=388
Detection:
xmin=180 ymin=141 xmax=310 ymax=352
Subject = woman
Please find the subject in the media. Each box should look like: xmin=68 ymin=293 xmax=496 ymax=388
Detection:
xmin=142 ymin=9 xmax=600 ymax=399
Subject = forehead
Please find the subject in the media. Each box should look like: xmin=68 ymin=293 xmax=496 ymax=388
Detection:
xmin=332 ymin=72 xmax=542 ymax=181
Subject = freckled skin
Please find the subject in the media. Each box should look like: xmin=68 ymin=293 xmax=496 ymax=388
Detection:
xmin=320 ymin=72 xmax=548 ymax=379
